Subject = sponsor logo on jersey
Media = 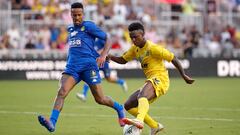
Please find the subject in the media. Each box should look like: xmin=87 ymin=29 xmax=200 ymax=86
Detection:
xmin=153 ymin=78 xmax=160 ymax=85
xmin=70 ymin=31 xmax=78 ymax=37
xmin=81 ymin=26 xmax=85 ymax=31
xmin=69 ymin=39 xmax=81 ymax=47
xmin=92 ymin=78 xmax=97 ymax=83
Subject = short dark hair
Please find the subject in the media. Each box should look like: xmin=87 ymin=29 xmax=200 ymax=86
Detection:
xmin=128 ymin=22 xmax=144 ymax=32
xmin=71 ymin=2 xmax=84 ymax=9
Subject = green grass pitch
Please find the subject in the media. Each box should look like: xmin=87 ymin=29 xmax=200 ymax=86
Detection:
xmin=0 ymin=78 xmax=240 ymax=135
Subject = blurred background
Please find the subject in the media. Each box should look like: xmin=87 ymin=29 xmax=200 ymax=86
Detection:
xmin=0 ymin=0 xmax=240 ymax=59
xmin=0 ymin=1 xmax=240 ymax=135
xmin=0 ymin=0 xmax=240 ymax=79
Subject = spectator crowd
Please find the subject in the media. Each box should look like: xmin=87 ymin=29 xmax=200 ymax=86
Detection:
xmin=0 ymin=0 xmax=240 ymax=58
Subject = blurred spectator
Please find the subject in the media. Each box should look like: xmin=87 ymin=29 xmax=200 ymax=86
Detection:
xmin=24 ymin=26 xmax=38 ymax=49
xmin=182 ymin=0 xmax=196 ymax=15
xmin=145 ymin=25 xmax=159 ymax=43
xmin=49 ymin=24 xmax=60 ymax=49
xmin=222 ymin=39 xmax=234 ymax=58
xmin=12 ymin=0 xmax=21 ymax=10
xmin=189 ymin=25 xmax=201 ymax=48
xmin=61 ymin=9 xmax=72 ymax=24
xmin=35 ymin=37 xmax=45 ymax=49
xmin=183 ymin=36 xmax=193 ymax=58
xmin=1 ymin=0 xmax=240 ymax=59
xmin=220 ymin=26 xmax=231 ymax=43
xmin=38 ymin=25 xmax=51 ymax=50
xmin=207 ymin=35 xmax=221 ymax=57
xmin=101 ymin=1 xmax=113 ymax=20
xmin=25 ymin=40 xmax=35 ymax=49
xmin=226 ymin=25 xmax=236 ymax=39
xmin=20 ymin=0 xmax=31 ymax=10
xmin=57 ymin=26 xmax=67 ymax=50
xmin=44 ymin=1 xmax=59 ymax=15
xmin=59 ymin=0 xmax=70 ymax=11
xmin=31 ymin=0 xmax=43 ymax=12
xmin=202 ymin=26 xmax=213 ymax=47
xmin=0 ymin=34 xmax=11 ymax=49
xmin=207 ymin=0 xmax=217 ymax=14
xmin=179 ymin=28 xmax=188 ymax=43
xmin=112 ymin=0 xmax=128 ymax=24
xmin=167 ymin=27 xmax=178 ymax=43
xmin=6 ymin=25 xmax=20 ymax=49
xmin=232 ymin=0 xmax=240 ymax=12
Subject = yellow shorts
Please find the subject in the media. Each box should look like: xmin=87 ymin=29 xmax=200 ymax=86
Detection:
xmin=146 ymin=77 xmax=169 ymax=103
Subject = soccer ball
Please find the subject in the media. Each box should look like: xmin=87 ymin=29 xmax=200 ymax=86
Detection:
xmin=123 ymin=124 xmax=141 ymax=135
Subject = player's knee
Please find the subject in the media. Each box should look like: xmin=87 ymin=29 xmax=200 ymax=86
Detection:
xmin=124 ymin=102 xmax=131 ymax=111
xmin=94 ymin=97 xmax=105 ymax=105
xmin=57 ymin=87 xmax=68 ymax=98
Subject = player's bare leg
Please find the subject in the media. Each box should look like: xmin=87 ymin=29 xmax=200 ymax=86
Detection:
xmin=89 ymin=84 xmax=125 ymax=126
xmin=38 ymin=74 xmax=76 ymax=132
xmin=54 ymin=74 xmax=76 ymax=110
xmin=123 ymin=81 xmax=164 ymax=131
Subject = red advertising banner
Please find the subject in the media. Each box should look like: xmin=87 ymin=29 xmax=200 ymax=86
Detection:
xmin=157 ymin=0 xmax=185 ymax=4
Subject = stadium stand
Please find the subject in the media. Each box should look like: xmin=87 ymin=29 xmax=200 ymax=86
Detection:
xmin=0 ymin=0 xmax=240 ymax=59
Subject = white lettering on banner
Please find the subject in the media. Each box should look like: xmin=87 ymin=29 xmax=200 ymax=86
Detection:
xmin=50 ymin=71 xmax=62 ymax=80
xmin=55 ymin=61 xmax=66 ymax=70
xmin=26 ymin=71 xmax=50 ymax=80
xmin=217 ymin=60 xmax=240 ymax=77
xmin=0 ymin=61 xmax=66 ymax=71
xmin=229 ymin=61 xmax=240 ymax=76
xmin=0 ymin=60 xmax=189 ymax=71
xmin=109 ymin=60 xmax=190 ymax=69
xmin=26 ymin=71 xmax=62 ymax=80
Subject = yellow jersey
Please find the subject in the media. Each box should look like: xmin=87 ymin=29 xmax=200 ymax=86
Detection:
xmin=122 ymin=40 xmax=174 ymax=91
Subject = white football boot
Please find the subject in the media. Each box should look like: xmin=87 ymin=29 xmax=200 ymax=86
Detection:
xmin=150 ymin=123 xmax=164 ymax=135
xmin=76 ymin=93 xmax=87 ymax=102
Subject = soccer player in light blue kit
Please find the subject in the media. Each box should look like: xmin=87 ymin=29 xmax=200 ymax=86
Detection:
xmin=76 ymin=38 xmax=128 ymax=102
xmin=37 ymin=2 xmax=125 ymax=132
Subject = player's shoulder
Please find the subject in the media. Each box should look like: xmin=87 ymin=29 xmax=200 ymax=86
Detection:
xmin=67 ymin=24 xmax=75 ymax=32
xmin=130 ymin=44 xmax=137 ymax=50
xmin=82 ymin=20 xmax=97 ymax=27
xmin=148 ymin=40 xmax=162 ymax=49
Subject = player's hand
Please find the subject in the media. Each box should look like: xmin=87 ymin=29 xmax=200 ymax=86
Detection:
xmin=97 ymin=55 xmax=106 ymax=68
xmin=183 ymin=74 xmax=195 ymax=84
xmin=106 ymin=54 xmax=112 ymax=62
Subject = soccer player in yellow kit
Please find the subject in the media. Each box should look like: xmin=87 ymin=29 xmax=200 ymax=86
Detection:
xmin=108 ymin=22 xmax=195 ymax=135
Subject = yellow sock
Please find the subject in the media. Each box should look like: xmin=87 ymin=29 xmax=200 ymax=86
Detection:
xmin=137 ymin=97 xmax=149 ymax=122
xmin=128 ymin=108 xmax=158 ymax=128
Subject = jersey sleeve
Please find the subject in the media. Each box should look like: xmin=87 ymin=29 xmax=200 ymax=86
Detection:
xmin=85 ymin=21 xmax=107 ymax=40
xmin=122 ymin=46 xmax=136 ymax=61
xmin=151 ymin=46 xmax=174 ymax=62
xmin=94 ymin=38 xmax=105 ymax=51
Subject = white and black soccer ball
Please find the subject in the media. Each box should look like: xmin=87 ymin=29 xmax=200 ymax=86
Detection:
xmin=123 ymin=124 xmax=141 ymax=135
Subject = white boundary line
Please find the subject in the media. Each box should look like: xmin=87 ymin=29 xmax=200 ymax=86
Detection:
xmin=1 ymin=105 xmax=240 ymax=112
xmin=0 ymin=110 xmax=239 ymax=122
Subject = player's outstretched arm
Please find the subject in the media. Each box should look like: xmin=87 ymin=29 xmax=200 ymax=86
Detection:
xmin=97 ymin=39 xmax=111 ymax=67
xmin=171 ymin=56 xmax=195 ymax=84
xmin=107 ymin=54 xmax=127 ymax=64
